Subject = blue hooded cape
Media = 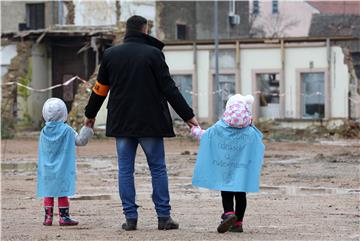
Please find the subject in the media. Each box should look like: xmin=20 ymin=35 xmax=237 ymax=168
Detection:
xmin=192 ymin=120 xmax=265 ymax=192
xmin=37 ymin=122 xmax=76 ymax=197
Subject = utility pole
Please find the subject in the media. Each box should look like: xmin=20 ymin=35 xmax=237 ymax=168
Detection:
xmin=214 ymin=0 xmax=219 ymax=119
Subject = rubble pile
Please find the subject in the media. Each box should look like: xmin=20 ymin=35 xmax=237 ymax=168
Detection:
xmin=255 ymin=119 xmax=360 ymax=141
xmin=68 ymin=67 xmax=98 ymax=131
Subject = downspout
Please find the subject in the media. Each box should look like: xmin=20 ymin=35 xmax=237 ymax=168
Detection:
xmin=280 ymin=39 xmax=285 ymax=119
xmin=214 ymin=0 xmax=219 ymax=121
xmin=326 ymin=38 xmax=331 ymax=119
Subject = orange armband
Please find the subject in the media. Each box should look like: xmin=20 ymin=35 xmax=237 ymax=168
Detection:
xmin=92 ymin=81 xmax=109 ymax=96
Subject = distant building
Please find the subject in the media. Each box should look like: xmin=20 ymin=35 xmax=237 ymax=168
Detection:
xmin=1 ymin=0 xmax=156 ymax=129
xmin=156 ymin=1 xmax=250 ymax=41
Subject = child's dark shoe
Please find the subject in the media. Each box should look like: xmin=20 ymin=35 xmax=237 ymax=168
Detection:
xmin=43 ymin=206 xmax=53 ymax=226
xmin=229 ymin=221 xmax=243 ymax=232
xmin=217 ymin=212 xmax=237 ymax=233
xmin=122 ymin=219 xmax=137 ymax=231
xmin=59 ymin=207 xmax=79 ymax=226
xmin=158 ymin=217 xmax=179 ymax=230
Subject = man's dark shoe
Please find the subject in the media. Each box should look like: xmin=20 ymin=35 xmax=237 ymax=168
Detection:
xmin=122 ymin=219 xmax=137 ymax=231
xmin=229 ymin=221 xmax=243 ymax=232
xmin=158 ymin=217 xmax=179 ymax=230
xmin=217 ymin=212 xmax=237 ymax=233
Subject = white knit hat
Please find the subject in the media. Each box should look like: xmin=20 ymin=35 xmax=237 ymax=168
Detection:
xmin=42 ymin=98 xmax=68 ymax=122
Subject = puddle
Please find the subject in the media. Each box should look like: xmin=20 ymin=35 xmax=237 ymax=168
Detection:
xmin=268 ymin=158 xmax=304 ymax=164
xmin=260 ymin=185 xmax=359 ymax=196
xmin=71 ymin=194 xmax=115 ymax=201
xmin=1 ymin=162 xmax=92 ymax=171
xmin=1 ymin=162 xmax=37 ymax=171
xmin=77 ymin=163 xmax=92 ymax=169
xmin=318 ymin=140 xmax=360 ymax=146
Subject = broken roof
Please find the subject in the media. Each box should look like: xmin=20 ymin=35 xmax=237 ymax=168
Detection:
xmin=1 ymin=25 xmax=120 ymax=41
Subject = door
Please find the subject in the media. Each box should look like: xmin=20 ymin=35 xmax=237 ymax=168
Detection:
xmin=51 ymin=39 xmax=95 ymax=111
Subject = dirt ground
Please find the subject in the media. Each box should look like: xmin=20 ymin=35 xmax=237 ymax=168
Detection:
xmin=1 ymin=137 xmax=359 ymax=241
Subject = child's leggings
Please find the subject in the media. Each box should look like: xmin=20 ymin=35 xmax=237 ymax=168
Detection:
xmin=43 ymin=197 xmax=69 ymax=207
xmin=221 ymin=191 xmax=247 ymax=222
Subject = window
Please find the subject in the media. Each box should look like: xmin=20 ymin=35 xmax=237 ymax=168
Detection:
xmin=176 ymin=24 xmax=187 ymax=40
xmin=300 ymin=73 xmax=325 ymax=119
xmin=170 ymin=75 xmax=192 ymax=120
xmin=26 ymin=3 xmax=45 ymax=30
xmin=214 ymin=74 xmax=235 ymax=118
xmin=272 ymin=0 xmax=279 ymax=14
xmin=256 ymin=73 xmax=280 ymax=118
xmin=253 ymin=0 xmax=259 ymax=15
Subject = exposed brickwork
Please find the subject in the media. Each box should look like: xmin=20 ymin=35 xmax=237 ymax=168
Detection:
xmin=64 ymin=1 xmax=75 ymax=25
xmin=68 ymin=66 xmax=98 ymax=131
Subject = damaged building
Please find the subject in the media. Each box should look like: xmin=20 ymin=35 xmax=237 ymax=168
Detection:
xmin=1 ymin=1 xmax=119 ymax=131
xmin=152 ymin=36 xmax=358 ymax=126
xmin=1 ymin=0 xmax=360 ymax=135
xmin=1 ymin=1 xmax=153 ymax=132
xmin=138 ymin=1 xmax=359 ymax=126
xmin=309 ymin=13 xmax=360 ymax=121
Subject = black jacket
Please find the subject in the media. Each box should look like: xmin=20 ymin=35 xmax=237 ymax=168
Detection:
xmin=85 ymin=31 xmax=194 ymax=137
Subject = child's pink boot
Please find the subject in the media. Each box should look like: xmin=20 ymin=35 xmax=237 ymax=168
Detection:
xmin=229 ymin=221 xmax=243 ymax=232
xmin=217 ymin=211 xmax=237 ymax=233
xmin=43 ymin=206 xmax=53 ymax=226
xmin=59 ymin=207 xmax=79 ymax=226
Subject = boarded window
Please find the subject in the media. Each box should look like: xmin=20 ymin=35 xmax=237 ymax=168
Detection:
xmin=256 ymin=73 xmax=280 ymax=118
xmin=300 ymin=73 xmax=325 ymax=119
xmin=26 ymin=3 xmax=45 ymax=30
xmin=176 ymin=24 xmax=187 ymax=40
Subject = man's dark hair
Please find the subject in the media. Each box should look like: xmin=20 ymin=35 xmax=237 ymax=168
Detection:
xmin=126 ymin=15 xmax=147 ymax=32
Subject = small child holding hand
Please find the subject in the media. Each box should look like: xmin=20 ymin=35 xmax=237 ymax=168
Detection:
xmin=37 ymin=98 xmax=93 ymax=226
xmin=191 ymin=94 xmax=265 ymax=233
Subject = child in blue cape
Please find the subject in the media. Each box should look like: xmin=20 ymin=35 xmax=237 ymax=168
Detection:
xmin=37 ymin=98 xmax=93 ymax=226
xmin=191 ymin=94 xmax=265 ymax=233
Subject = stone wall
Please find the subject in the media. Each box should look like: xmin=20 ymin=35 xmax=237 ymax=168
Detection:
xmin=1 ymin=41 xmax=33 ymax=138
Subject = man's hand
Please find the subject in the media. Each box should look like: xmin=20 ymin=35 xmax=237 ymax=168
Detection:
xmin=84 ymin=118 xmax=96 ymax=128
xmin=186 ymin=116 xmax=199 ymax=128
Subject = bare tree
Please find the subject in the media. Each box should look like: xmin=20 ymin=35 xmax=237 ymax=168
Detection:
xmin=250 ymin=12 xmax=299 ymax=38
xmin=248 ymin=13 xmax=265 ymax=38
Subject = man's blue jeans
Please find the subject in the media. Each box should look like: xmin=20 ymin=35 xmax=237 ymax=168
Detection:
xmin=116 ymin=137 xmax=171 ymax=219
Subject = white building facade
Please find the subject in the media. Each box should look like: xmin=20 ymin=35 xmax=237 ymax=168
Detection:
xmin=96 ymin=38 xmax=352 ymax=126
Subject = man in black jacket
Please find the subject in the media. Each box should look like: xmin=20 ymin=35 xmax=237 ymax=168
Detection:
xmin=84 ymin=15 xmax=198 ymax=231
